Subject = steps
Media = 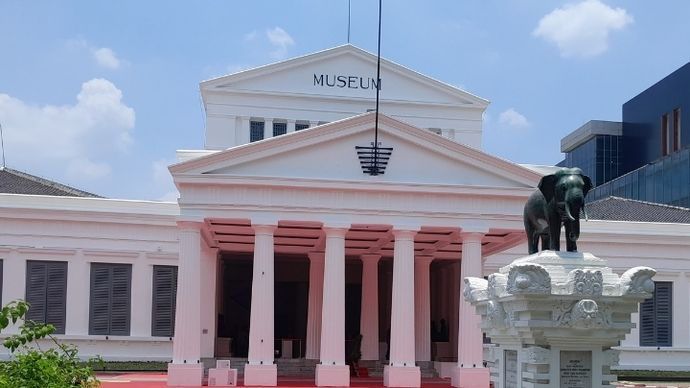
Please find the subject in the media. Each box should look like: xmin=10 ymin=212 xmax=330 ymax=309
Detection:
xmin=202 ymin=358 xmax=438 ymax=378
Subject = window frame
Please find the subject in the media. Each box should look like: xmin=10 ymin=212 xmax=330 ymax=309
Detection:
xmin=25 ymin=260 xmax=68 ymax=334
xmin=151 ymin=265 xmax=178 ymax=337
xmin=89 ymin=263 xmax=132 ymax=336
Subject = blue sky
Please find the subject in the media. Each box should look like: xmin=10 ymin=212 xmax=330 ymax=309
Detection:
xmin=1 ymin=1 xmax=689 ymax=200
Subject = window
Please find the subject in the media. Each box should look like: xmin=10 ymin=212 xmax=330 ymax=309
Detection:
xmin=25 ymin=261 xmax=67 ymax=334
xmin=429 ymin=128 xmax=442 ymax=135
xmin=295 ymin=123 xmax=309 ymax=131
xmin=662 ymin=114 xmax=670 ymax=156
xmin=250 ymin=121 xmax=264 ymax=142
xmin=273 ymin=122 xmax=287 ymax=137
xmin=0 ymin=260 xmax=3 ymax=308
xmin=639 ymin=281 xmax=672 ymax=346
xmin=151 ymin=265 xmax=178 ymax=337
xmin=673 ymin=108 xmax=681 ymax=152
xmin=89 ymin=263 xmax=132 ymax=336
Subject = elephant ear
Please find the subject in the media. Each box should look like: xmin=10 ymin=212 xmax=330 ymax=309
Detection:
xmin=538 ymin=174 xmax=557 ymax=202
xmin=582 ymin=175 xmax=593 ymax=196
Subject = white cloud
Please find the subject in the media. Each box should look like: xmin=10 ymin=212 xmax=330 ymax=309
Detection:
xmin=152 ymin=158 xmax=179 ymax=202
xmin=266 ymin=27 xmax=295 ymax=59
xmin=498 ymin=108 xmax=530 ymax=128
xmin=92 ymin=47 xmax=121 ymax=70
xmin=0 ymin=78 xmax=134 ymax=180
xmin=533 ymin=0 xmax=633 ymax=58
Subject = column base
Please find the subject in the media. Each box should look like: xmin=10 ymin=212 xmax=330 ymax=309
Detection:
xmin=244 ymin=363 xmax=277 ymax=386
xmin=167 ymin=363 xmax=203 ymax=387
xmin=383 ymin=365 xmax=421 ymax=387
xmin=315 ymin=364 xmax=350 ymax=386
xmin=450 ymin=367 xmax=490 ymax=388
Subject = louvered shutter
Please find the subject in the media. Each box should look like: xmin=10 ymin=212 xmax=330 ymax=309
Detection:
xmin=25 ymin=261 xmax=67 ymax=334
xmin=151 ymin=265 xmax=178 ymax=337
xmin=89 ymin=264 xmax=112 ymax=335
xmin=109 ymin=265 xmax=131 ymax=336
xmin=639 ymin=281 xmax=672 ymax=346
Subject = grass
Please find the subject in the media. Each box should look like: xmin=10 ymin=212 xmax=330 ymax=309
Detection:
xmin=616 ymin=370 xmax=690 ymax=381
xmin=91 ymin=361 xmax=168 ymax=372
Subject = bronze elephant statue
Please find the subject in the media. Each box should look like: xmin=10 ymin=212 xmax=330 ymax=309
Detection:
xmin=523 ymin=168 xmax=593 ymax=254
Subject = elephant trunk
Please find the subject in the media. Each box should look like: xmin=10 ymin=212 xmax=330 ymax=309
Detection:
xmin=564 ymin=191 xmax=584 ymax=222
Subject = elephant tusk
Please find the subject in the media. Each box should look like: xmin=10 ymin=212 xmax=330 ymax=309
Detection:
xmin=564 ymin=202 xmax=576 ymax=222
xmin=583 ymin=203 xmax=588 ymax=221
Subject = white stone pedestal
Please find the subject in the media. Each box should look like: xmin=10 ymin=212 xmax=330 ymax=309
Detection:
xmin=450 ymin=367 xmax=490 ymax=388
xmin=315 ymin=364 xmax=350 ymax=386
xmin=464 ymin=251 xmax=656 ymax=388
xmin=167 ymin=363 xmax=203 ymax=386
xmin=383 ymin=365 xmax=421 ymax=387
xmin=244 ymin=364 xmax=277 ymax=386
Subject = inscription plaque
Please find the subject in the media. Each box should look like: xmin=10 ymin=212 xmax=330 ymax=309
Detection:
xmin=560 ymin=351 xmax=592 ymax=388
xmin=503 ymin=350 xmax=518 ymax=388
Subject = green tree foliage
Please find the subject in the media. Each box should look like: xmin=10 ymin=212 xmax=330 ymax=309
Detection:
xmin=0 ymin=300 xmax=101 ymax=387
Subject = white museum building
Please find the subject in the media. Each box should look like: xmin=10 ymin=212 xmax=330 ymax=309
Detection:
xmin=1 ymin=45 xmax=690 ymax=387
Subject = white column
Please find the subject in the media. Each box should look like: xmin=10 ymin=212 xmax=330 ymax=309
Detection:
xmin=200 ymin=246 xmax=218 ymax=358
xmin=240 ymin=116 xmax=250 ymax=145
xmin=309 ymin=120 xmax=319 ymax=128
xmin=65 ymin=250 xmax=89 ymax=335
xmin=452 ymin=232 xmax=489 ymax=388
xmin=315 ymin=226 xmax=350 ymax=387
xmin=168 ymin=222 xmax=204 ymax=386
xmin=414 ymin=256 xmax=433 ymax=362
xmin=264 ymin=118 xmax=274 ymax=140
xmin=360 ymin=254 xmax=381 ymax=361
xmin=2 ymin=249 xmax=25 ymax=334
xmin=131 ymin=253 xmax=153 ymax=337
xmin=384 ymin=229 xmax=420 ymax=388
xmin=306 ymin=252 xmax=325 ymax=360
xmin=287 ymin=119 xmax=296 ymax=134
xmin=245 ymin=224 xmax=278 ymax=386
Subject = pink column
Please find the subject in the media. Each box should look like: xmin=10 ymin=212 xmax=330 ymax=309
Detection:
xmin=360 ymin=254 xmax=381 ymax=361
xmin=168 ymin=222 xmax=204 ymax=386
xmin=414 ymin=256 xmax=433 ymax=362
xmin=315 ymin=227 xmax=350 ymax=387
xmin=244 ymin=224 xmax=278 ymax=386
xmin=200 ymin=246 xmax=218 ymax=359
xmin=384 ymin=229 xmax=421 ymax=388
xmin=306 ymin=252 xmax=325 ymax=360
xmin=452 ymin=232 xmax=489 ymax=388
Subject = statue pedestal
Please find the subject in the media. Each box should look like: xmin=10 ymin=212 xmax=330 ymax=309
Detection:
xmin=464 ymin=250 xmax=656 ymax=388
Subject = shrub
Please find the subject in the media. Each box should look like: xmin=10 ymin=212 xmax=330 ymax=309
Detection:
xmin=0 ymin=300 xmax=101 ymax=387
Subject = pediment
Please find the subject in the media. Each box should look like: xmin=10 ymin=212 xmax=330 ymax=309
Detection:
xmin=171 ymin=113 xmax=540 ymax=190
xmin=202 ymin=45 xmax=487 ymax=107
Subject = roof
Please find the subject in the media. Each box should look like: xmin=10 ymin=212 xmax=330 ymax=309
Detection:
xmin=0 ymin=167 xmax=102 ymax=198
xmin=586 ymin=196 xmax=690 ymax=224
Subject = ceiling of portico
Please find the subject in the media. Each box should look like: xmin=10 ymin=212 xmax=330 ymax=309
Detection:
xmin=204 ymin=219 xmax=525 ymax=260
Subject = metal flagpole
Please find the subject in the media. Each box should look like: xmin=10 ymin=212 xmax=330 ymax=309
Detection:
xmin=373 ymin=0 xmax=382 ymax=175
xmin=347 ymin=0 xmax=351 ymax=43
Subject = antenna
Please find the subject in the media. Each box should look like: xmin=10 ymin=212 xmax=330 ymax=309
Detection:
xmin=347 ymin=0 xmax=351 ymax=43
xmin=0 ymin=122 xmax=6 ymax=169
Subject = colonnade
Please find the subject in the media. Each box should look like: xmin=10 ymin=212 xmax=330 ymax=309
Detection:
xmin=167 ymin=222 xmax=487 ymax=388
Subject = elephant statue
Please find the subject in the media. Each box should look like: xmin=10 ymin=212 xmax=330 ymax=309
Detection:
xmin=523 ymin=167 xmax=593 ymax=254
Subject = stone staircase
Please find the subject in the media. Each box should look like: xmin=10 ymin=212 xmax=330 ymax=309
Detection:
xmin=202 ymin=358 xmax=438 ymax=378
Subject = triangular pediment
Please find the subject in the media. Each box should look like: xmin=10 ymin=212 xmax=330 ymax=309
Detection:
xmin=201 ymin=45 xmax=487 ymax=107
xmin=171 ymin=113 xmax=540 ymax=190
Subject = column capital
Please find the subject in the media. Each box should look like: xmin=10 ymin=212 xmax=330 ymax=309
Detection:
xmin=177 ymin=220 xmax=204 ymax=231
xmin=460 ymin=231 xmax=485 ymax=243
xmin=308 ymin=251 xmax=325 ymax=261
xmin=360 ymin=253 xmax=381 ymax=263
xmin=323 ymin=226 xmax=349 ymax=238
xmin=287 ymin=119 xmax=296 ymax=124
xmin=415 ymin=255 xmax=434 ymax=265
xmin=392 ymin=229 xmax=418 ymax=240
xmin=252 ymin=224 xmax=277 ymax=235
xmin=309 ymin=120 xmax=319 ymax=127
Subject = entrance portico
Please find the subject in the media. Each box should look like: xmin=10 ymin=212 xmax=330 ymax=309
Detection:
xmin=168 ymin=113 xmax=541 ymax=387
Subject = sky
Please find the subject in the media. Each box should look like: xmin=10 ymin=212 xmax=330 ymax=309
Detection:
xmin=1 ymin=1 xmax=690 ymax=201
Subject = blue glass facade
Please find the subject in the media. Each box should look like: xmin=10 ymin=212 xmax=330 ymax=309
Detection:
xmin=561 ymin=135 xmax=622 ymax=187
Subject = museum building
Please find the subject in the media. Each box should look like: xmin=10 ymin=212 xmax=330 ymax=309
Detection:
xmin=2 ymin=45 xmax=690 ymax=387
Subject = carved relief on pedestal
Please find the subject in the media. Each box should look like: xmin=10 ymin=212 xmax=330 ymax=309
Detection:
xmin=506 ymin=263 xmax=551 ymax=295
xmin=487 ymin=273 xmax=508 ymax=299
xmin=521 ymin=346 xmax=551 ymax=364
xmin=569 ymin=269 xmax=604 ymax=296
xmin=486 ymin=300 xmax=508 ymax=329
xmin=620 ymin=266 xmax=657 ymax=296
xmin=553 ymin=299 xmax=610 ymax=328
xmin=463 ymin=277 xmax=489 ymax=303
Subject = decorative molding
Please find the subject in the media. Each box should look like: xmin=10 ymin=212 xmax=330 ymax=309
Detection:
xmin=569 ymin=269 xmax=604 ymax=296
xmin=620 ymin=267 xmax=657 ymax=296
xmin=506 ymin=263 xmax=551 ymax=295
xmin=521 ymin=346 xmax=550 ymax=364
xmin=463 ymin=277 xmax=488 ymax=303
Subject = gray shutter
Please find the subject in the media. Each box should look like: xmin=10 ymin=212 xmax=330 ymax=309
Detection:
xmin=639 ymin=281 xmax=672 ymax=346
xmin=109 ymin=264 xmax=132 ymax=336
xmin=25 ymin=261 xmax=67 ymax=334
xmin=151 ymin=265 xmax=178 ymax=337
xmin=89 ymin=264 xmax=111 ymax=335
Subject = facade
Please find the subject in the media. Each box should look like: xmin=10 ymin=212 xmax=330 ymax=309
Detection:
xmin=561 ymin=61 xmax=690 ymax=206
xmin=1 ymin=45 xmax=690 ymax=388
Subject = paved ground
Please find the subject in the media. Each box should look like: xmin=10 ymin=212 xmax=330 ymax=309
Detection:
xmin=96 ymin=373 xmax=690 ymax=388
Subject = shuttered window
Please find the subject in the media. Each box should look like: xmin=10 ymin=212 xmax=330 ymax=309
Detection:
xmin=151 ymin=265 xmax=178 ymax=337
xmin=640 ymin=281 xmax=673 ymax=347
xmin=25 ymin=261 xmax=67 ymax=334
xmin=89 ymin=263 xmax=132 ymax=336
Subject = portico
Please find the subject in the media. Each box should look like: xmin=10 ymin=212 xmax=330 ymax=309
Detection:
xmin=167 ymin=112 xmax=541 ymax=387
